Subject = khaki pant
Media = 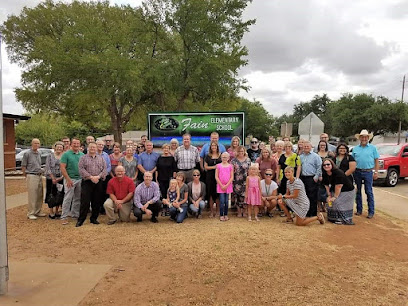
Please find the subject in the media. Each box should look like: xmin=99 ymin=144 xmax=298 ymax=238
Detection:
xmin=103 ymin=198 xmax=132 ymax=222
xmin=27 ymin=174 xmax=43 ymax=217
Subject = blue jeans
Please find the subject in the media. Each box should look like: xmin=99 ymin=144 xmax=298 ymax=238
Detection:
xmin=219 ymin=193 xmax=229 ymax=216
xmin=354 ymin=170 xmax=375 ymax=215
xmin=169 ymin=205 xmax=188 ymax=223
xmin=189 ymin=200 xmax=206 ymax=215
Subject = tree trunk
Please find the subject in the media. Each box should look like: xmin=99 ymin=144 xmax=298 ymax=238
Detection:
xmin=109 ymin=95 xmax=123 ymax=146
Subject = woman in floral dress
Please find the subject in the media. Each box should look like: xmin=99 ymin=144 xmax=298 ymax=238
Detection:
xmin=231 ymin=145 xmax=251 ymax=217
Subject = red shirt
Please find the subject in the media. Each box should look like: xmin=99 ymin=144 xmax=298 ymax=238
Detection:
xmin=106 ymin=176 xmax=135 ymax=200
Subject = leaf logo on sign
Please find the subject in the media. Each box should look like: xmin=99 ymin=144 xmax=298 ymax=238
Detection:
xmin=154 ymin=117 xmax=179 ymax=131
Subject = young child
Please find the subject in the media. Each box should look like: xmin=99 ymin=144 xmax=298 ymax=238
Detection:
xmin=215 ymin=152 xmax=234 ymax=221
xmin=167 ymin=179 xmax=183 ymax=214
xmin=245 ymin=164 xmax=262 ymax=221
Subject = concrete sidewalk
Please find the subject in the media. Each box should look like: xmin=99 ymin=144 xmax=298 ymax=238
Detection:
xmin=6 ymin=192 xmax=28 ymax=210
xmin=0 ymin=262 xmax=111 ymax=306
xmin=373 ymin=187 xmax=408 ymax=221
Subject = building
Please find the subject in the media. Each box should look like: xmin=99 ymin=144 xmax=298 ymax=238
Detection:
xmin=3 ymin=113 xmax=31 ymax=170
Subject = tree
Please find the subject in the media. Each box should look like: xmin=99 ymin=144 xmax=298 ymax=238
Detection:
xmin=237 ymin=98 xmax=277 ymax=141
xmin=142 ymin=0 xmax=254 ymax=111
xmin=329 ymin=93 xmax=408 ymax=137
xmin=16 ymin=113 xmax=66 ymax=146
xmin=292 ymin=94 xmax=332 ymax=134
xmin=3 ymin=0 xmax=254 ymax=143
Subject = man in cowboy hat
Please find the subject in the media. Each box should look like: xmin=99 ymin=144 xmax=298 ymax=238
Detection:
xmin=352 ymin=129 xmax=379 ymax=219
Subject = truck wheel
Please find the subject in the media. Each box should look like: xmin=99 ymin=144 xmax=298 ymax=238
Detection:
xmin=385 ymin=168 xmax=399 ymax=187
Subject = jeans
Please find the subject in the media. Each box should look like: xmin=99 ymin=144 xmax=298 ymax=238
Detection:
xmin=189 ymin=200 xmax=206 ymax=215
xmin=169 ymin=204 xmax=188 ymax=223
xmin=219 ymin=193 xmax=229 ymax=216
xmin=354 ymin=170 xmax=375 ymax=215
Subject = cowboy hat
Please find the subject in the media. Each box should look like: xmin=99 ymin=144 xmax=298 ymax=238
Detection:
xmin=355 ymin=129 xmax=373 ymax=140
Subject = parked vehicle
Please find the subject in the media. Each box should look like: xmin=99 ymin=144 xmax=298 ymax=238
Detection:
xmin=15 ymin=148 xmax=53 ymax=168
xmin=376 ymin=143 xmax=408 ymax=187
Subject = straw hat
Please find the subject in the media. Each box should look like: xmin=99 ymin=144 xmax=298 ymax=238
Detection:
xmin=355 ymin=129 xmax=373 ymax=140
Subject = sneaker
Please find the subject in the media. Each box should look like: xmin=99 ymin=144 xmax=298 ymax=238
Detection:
xmin=161 ymin=211 xmax=165 ymax=217
xmin=367 ymin=214 xmax=374 ymax=219
xmin=165 ymin=211 xmax=170 ymax=217
xmin=28 ymin=215 xmax=37 ymax=220
xmin=48 ymin=214 xmax=56 ymax=220
xmin=107 ymin=220 xmax=117 ymax=225
xmin=267 ymin=212 xmax=274 ymax=218
xmin=35 ymin=213 xmax=47 ymax=217
xmin=355 ymin=211 xmax=362 ymax=216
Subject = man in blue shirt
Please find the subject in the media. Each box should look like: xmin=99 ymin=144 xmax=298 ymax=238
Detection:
xmin=137 ymin=141 xmax=160 ymax=181
xmin=352 ymin=129 xmax=379 ymax=219
xmin=300 ymin=141 xmax=322 ymax=217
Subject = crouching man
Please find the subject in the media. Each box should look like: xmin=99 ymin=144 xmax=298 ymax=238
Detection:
xmin=103 ymin=166 xmax=135 ymax=225
xmin=133 ymin=172 xmax=161 ymax=223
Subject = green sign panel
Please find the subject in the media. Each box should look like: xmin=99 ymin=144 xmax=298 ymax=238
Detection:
xmin=148 ymin=112 xmax=245 ymax=147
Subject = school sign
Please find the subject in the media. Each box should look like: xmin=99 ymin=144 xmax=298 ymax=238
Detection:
xmin=148 ymin=112 xmax=245 ymax=147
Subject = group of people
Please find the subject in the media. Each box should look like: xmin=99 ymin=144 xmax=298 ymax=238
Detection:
xmin=21 ymin=129 xmax=379 ymax=227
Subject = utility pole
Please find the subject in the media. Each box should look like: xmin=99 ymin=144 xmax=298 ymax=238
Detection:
xmin=397 ymin=75 xmax=406 ymax=145
xmin=0 ymin=32 xmax=9 ymax=295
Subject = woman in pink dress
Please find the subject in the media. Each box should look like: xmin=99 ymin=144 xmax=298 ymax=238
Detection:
xmin=245 ymin=165 xmax=262 ymax=221
xmin=215 ymin=152 xmax=234 ymax=221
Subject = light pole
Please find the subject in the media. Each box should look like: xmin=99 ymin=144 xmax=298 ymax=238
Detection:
xmin=397 ymin=75 xmax=406 ymax=145
xmin=0 ymin=32 xmax=9 ymax=295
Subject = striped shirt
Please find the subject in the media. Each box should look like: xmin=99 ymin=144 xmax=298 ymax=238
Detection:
xmin=78 ymin=154 xmax=107 ymax=180
xmin=174 ymin=145 xmax=200 ymax=170
xmin=133 ymin=181 xmax=161 ymax=208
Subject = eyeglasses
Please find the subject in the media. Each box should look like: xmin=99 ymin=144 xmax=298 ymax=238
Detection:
xmin=251 ymin=141 xmax=258 ymax=144
xmin=265 ymin=173 xmax=273 ymax=176
xmin=138 ymin=146 xmax=144 ymax=148
xmin=323 ymin=164 xmax=331 ymax=167
xmin=193 ymin=174 xmax=200 ymax=177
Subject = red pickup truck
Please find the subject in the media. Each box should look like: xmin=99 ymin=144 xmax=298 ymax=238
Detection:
xmin=376 ymin=143 xmax=408 ymax=187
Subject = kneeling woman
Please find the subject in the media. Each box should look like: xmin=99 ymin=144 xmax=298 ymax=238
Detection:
xmin=322 ymin=158 xmax=355 ymax=225
xmin=277 ymin=167 xmax=325 ymax=226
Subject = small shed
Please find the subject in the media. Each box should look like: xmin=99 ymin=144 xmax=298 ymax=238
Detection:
xmin=3 ymin=113 xmax=31 ymax=170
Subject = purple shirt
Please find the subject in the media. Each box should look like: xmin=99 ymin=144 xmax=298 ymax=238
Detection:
xmin=133 ymin=181 xmax=160 ymax=208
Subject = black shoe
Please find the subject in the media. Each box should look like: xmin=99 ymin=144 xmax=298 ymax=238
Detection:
xmin=90 ymin=220 xmax=100 ymax=225
xmin=267 ymin=212 xmax=274 ymax=218
xmin=150 ymin=217 xmax=159 ymax=223
xmin=75 ymin=221 xmax=84 ymax=227
xmin=367 ymin=214 xmax=374 ymax=219
xmin=136 ymin=218 xmax=142 ymax=222
xmin=48 ymin=214 xmax=56 ymax=219
xmin=55 ymin=213 xmax=61 ymax=219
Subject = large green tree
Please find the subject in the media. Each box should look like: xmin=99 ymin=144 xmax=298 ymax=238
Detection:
xmin=3 ymin=0 xmax=254 ymax=142
xmin=329 ymin=93 xmax=408 ymax=137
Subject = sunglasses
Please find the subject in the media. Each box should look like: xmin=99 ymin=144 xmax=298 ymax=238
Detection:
xmin=138 ymin=146 xmax=144 ymax=148
xmin=323 ymin=164 xmax=331 ymax=167
xmin=193 ymin=174 xmax=200 ymax=177
xmin=251 ymin=141 xmax=258 ymax=144
xmin=265 ymin=173 xmax=273 ymax=176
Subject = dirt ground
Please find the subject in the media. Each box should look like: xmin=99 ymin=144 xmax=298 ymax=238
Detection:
xmin=6 ymin=197 xmax=408 ymax=306
xmin=5 ymin=179 xmax=27 ymax=196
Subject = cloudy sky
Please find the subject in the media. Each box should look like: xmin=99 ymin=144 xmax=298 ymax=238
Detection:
xmin=1 ymin=0 xmax=408 ymax=116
